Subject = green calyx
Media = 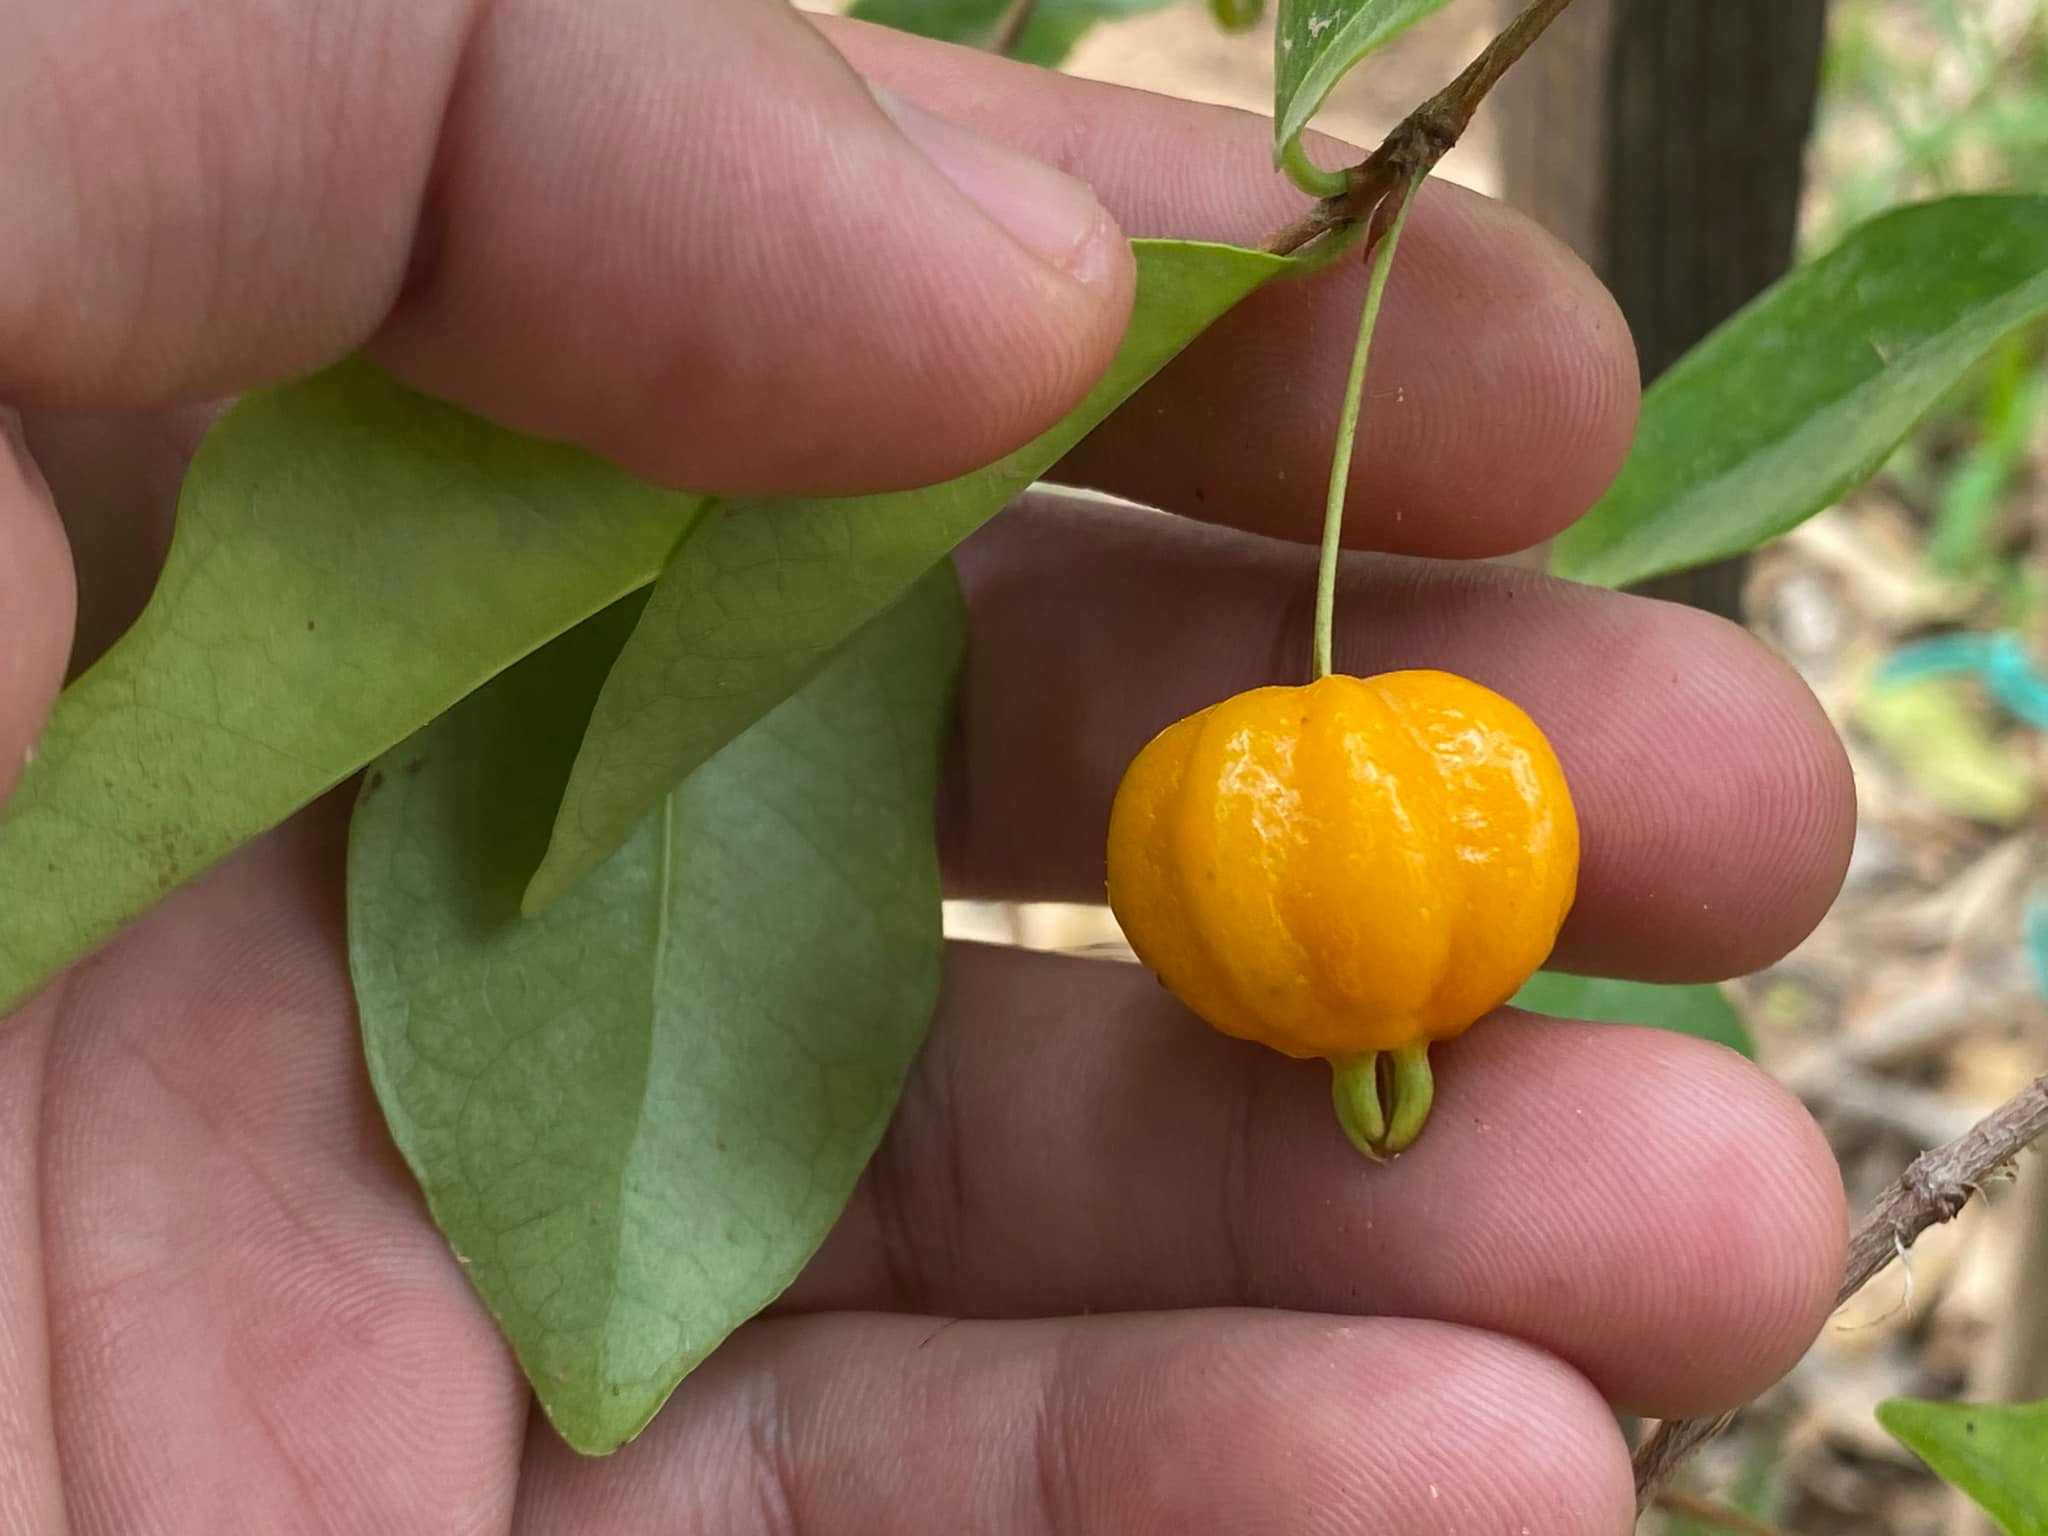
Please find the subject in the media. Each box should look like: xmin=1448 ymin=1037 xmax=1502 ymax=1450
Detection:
xmin=1330 ymin=1044 xmax=1436 ymax=1159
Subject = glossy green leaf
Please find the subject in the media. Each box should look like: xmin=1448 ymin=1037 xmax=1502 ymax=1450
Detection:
xmin=1509 ymin=973 xmax=1755 ymax=1058
xmin=0 ymin=364 xmax=703 ymax=1015
xmin=1273 ymin=0 xmax=1452 ymax=160
xmin=1878 ymin=1399 xmax=2048 ymax=1536
xmin=1929 ymin=340 xmax=2047 ymax=575
xmin=525 ymin=238 xmax=1287 ymax=912
xmin=1554 ymin=196 xmax=2048 ymax=589
xmin=846 ymin=0 xmax=1182 ymax=66
xmin=349 ymin=565 xmax=964 ymax=1454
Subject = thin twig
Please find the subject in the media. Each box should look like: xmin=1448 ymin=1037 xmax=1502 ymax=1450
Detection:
xmin=1632 ymin=1074 xmax=2048 ymax=1511
xmin=1653 ymin=1487 xmax=1805 ymax=1536
xmin=1260 ymin=0 xmax=1579 ymax=255
xmin=984 ymin=0 xmax=1037 ymax=55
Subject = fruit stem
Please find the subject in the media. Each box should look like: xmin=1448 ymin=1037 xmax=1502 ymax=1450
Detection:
xmin=1310 ymin=170 xmax=1424 ymax=683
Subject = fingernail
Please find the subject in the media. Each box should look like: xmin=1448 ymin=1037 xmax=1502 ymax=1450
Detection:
xmin=872 ymin=87 xmax=1119 ymax=290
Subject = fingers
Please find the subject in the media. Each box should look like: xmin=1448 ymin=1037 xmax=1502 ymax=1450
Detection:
xmin=0 ymin=418 xmax=72 ymax=809
xmin=0 ymin=436 xmax=70 ymax=1529
xmin=789 ymin=945 xmax=1848 ymax=1420
xmin=372 ymin=0 xmax=1132 ymax=494
xmin=513 ymin=1310 xmax=1634 ymax=1535
xmin=30 ymin=807 xmax=528 ymax=1530
xmin=9 ymin=0 xmax=1629 ymax=539
xmin=0 ymin=976 xmax=61 ymax=1527
xmin=943 ymin=495 xmax=1855 ymax=983
xmin=8 ymin=0 xmax=1629 ymax=548
xmin=2 ymin=0 xmax=1131 ymax=495
xmin=17 ymin=407 xmax=206 ymax=673
xmin=826 ymin=17 xmax=1640 ymax=556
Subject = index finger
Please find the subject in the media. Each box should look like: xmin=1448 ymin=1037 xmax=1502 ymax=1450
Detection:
xmin=827 ymin=17 xmax=1641 ymax=559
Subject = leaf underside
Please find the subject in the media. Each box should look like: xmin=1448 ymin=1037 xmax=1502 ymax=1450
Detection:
xmin=0 ymin=367 xmax=703 ymax=1015
xmin=524 ymin=238 xmax=1287 ymax=914
xmin=0 ymin=237 xmax=1287 ymax=1015
xmin=1553 ymin=195 xmax=2048 ymax=590
xmin=349 ymin=567 xmax=965 ymax=1454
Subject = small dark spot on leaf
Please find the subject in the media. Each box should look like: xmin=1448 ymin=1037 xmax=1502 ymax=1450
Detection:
xmin=306 ymin=619 xmax=316 ymax=632
xmin=364 ymin=769 xmax=387 ymax=798
xmin=1965 ymin=1420 xmax=1976 ymax=1434
xmin=405 ymin=757 xmax=426 ymax=777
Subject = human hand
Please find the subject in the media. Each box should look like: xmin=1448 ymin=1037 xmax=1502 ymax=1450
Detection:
xmin=0 ymin=4 xmax=1854 ymax=1530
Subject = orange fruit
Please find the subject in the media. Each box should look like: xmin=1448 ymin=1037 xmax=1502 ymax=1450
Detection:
xmin=1106 ymin=669 xmax=1578 ymax=1156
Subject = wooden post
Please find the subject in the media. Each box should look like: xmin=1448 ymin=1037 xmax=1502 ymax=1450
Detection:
xmin=1494 ymin=0 xmax=1831 ymax=619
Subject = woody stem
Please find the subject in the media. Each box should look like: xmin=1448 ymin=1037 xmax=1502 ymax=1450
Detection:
xmin=1261 ymin=0 xmax=1579 ymax=256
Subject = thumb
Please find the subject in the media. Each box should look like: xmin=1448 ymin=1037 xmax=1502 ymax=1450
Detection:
xmin=2 ymin=0 xmax=1135 ymax=496
xmin=371 ymin=0 xmax=1138 ymax=495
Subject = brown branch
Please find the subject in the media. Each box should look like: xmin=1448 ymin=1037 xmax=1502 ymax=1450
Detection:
xmin=1653 ymin=1488 xmax=1804 ymax=1536
xmin=1261 ymin=0 xmax=1579 ymax=256
xmin=1632 ymin=1074 xmax=2048 ymax=1511
xmin=983 ymin=0 xmax=1037 ymax=55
